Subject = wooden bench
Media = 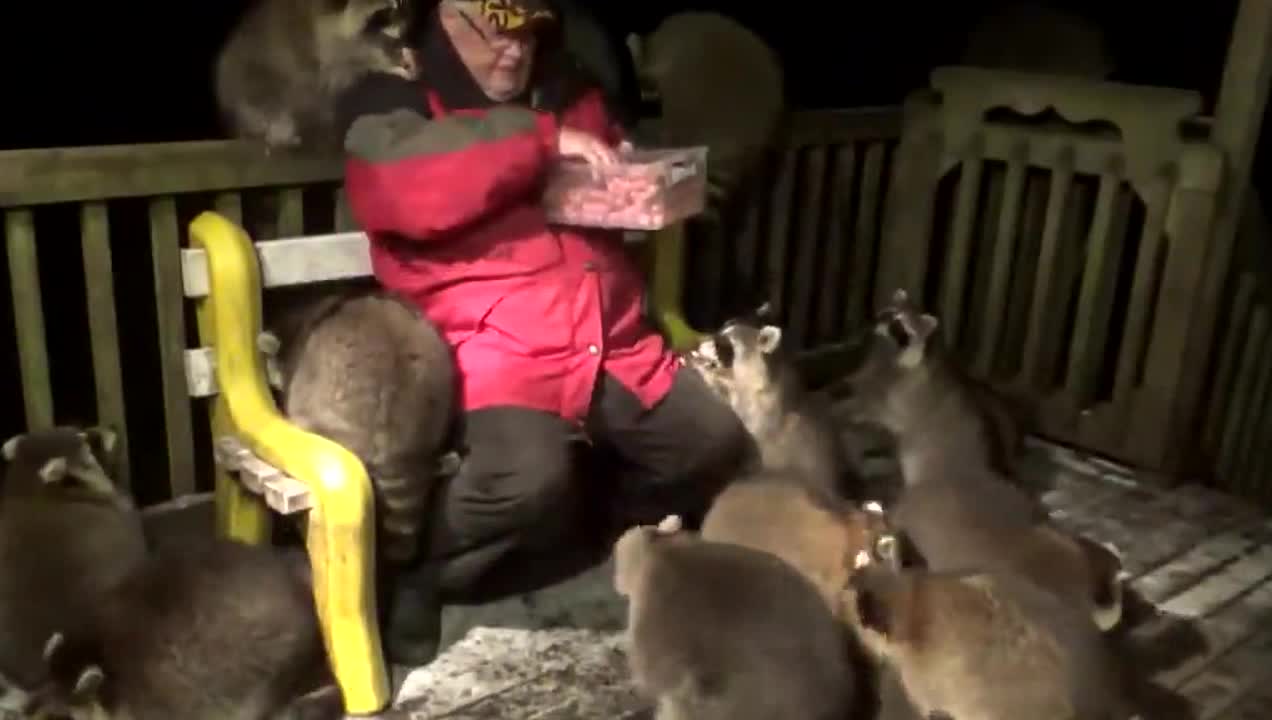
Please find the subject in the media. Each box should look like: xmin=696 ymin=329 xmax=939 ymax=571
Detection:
xmin=178 ymin=211 xmax=701 ymax=715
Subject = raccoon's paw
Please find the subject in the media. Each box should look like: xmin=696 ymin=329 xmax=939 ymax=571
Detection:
xmin=263 ymin=118 xmax=302 ymax=150
xmin=655 ymin=514 xmax=683 ymax=534
xmin=257 ymin=331 xmax=282 ymax=356
xmin=862 ymin=500 xmax=885 ymax=515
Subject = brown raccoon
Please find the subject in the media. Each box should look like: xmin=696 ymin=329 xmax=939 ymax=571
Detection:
xmin=24 ymin=539 xmax=329 ymax=720
xmin=845 ymin=565 xmax=1138 ymax=720
xmin=683 ymin=309 xmax=857 ymax=501
xmin=213 ymin=0 xmax=417 ymax=151
xmin=613 ymin=516 xmax=855 ymax=720
xmin=838 ymin=288 xmax=1028 ymax=485
xmin=261 ymin=285 xmax=457 ymax=568
xmin=700 ymin=479 xmax=897 ymax=614
xmin=633 ymin=12 xmax=785 ymax=221
xmin=0 ymin=427 xmax=148 ymax=693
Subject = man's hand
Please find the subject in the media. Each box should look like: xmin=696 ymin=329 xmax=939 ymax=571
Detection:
xmin=558 ymin=127 xmax=619 ymax=174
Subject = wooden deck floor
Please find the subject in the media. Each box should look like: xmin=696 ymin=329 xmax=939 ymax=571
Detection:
xmin=378 ymin=439 xmax=1272 ymax=719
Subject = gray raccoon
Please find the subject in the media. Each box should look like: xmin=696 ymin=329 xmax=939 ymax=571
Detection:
xmin=0 ymin=427 xmax=148 ymax=693
xmin=633 ymin=12 xmax=785 ymax=221
xmin=262 ymin=285 xmax=457 ymax=567
xmin=962 ymin=2 xmax=1114 ymax=79
xmin=839 ymin=288 xmax=1028 ymax=486
xmin=683 ymin=308 xmax=856 ymax=500
xmin=213 ymin=0 xmax=417 ymax=151
xmin=845 ymin=565 xmax=1139 ymax=720
xmin=25 ymin=539 xmax=330 ymax=720
xmin=839 ymin=290 xmax=1125 ymax=630
xmin=613 ymin=516 xmax=855 ymax=720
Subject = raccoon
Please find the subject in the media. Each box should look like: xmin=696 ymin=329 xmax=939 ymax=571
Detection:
xmin=891 ymin=471 xmax=1127 ymax=632
xmin=838 ymin=288 xmax=1028 ymax=487
xmin=633 ymin=12 xmax=785 ymax=223
xmin=613 ymin=516 xmax=856 ymax=720
xmin=701 ymin=480 xmax=897 ymax=615
xmin=962 ymin=2 xmax=1115 ymax=79
xmin=213 ymin=0 xmax=418 ymax=151
xmin=683 ymin=309 xmax=856 ymax=501
xmin=24 ymin=539 xmax=329 ymax=720
xmin=0 ymin=426 xmax=148 ymax=693
xmin=845 ymin=564 xmax=1139 ymax=720
xmin=261 ymin=285 xmax=458 ymax=568
xmin=839 ymin=290 xmax=1124 ymax=629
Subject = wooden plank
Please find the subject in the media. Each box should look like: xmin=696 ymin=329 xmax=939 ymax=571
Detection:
xmin=972 ymin=141 xmax=1028 ymax=377
xmin=148 ymin=197 xmax=197 ymax=497
xmin=1178 ymin=624 xmax=1272 ymax=719
xmin=815 ymin=144 xmax=855 ymax=342
xmin=1065 ymin=167 xmax=1124 ymax=402
xmin=1129 ymin=520 xmax=1272 ymax=605
xmin=183 ymin=346 xmax=283 ymax=398
xmin=846 ymin=141 xmax=887 ymax=324
xmin=764 ymin=149 xmax=800 ymax=322
xmin=1018 ymin=147 xmax=1075 ymax=386
xmin=80 ymin=202 xmax=131 ymax=488
xmin=787 ymin=146 xmax=828 ymax=349
xmin=5 ymin=209 xmax=53 ymax=429
xmin=181 ymin=230 xmax=652 ymax=298
xmin=0 ymin=141 xmax=341 ymax=208
xmin=1213 ymin=673 xmax=1272 ymax=720
xmin=937 ymin=134 xmax=984 ymax=345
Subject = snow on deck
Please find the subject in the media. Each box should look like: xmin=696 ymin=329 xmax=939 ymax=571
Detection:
xmin=373 ymin=439 xmax=1272 ymax=719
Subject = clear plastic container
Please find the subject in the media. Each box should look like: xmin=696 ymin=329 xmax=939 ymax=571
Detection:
xmin=542 ymin=146 xmax=709 ymax=230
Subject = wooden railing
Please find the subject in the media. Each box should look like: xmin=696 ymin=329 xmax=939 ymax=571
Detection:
xmin=0 ymin=108 xmax=903 ymax=508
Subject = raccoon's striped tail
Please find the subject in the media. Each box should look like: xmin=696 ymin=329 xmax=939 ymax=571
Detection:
xmin=370 ymin=451 xmax=462 ymax=566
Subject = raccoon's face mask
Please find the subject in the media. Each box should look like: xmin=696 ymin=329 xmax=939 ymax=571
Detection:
xmin=837 ymin=289 xmax=941 ymax=424
xmin=684 ymin=311 xmax=783 ymax=409
xmin=1 ymin=426 xmax=123 ymax=502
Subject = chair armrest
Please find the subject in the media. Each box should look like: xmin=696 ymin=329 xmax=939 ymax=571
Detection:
xmin=187 ymin=211 xmax=389 ymax=714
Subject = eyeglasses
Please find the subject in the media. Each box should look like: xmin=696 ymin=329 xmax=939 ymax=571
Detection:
xmin=452 ymin=5 xmax=534 ymax=51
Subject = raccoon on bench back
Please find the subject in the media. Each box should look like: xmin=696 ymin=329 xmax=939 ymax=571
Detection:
xmin=213 ymin=0 xmax=417 ymax=151
xmin=0 ymin=426 xmax=148 ymax=694
xmin=684 ymin=307 xmax=855 ymax=500
xmin=27 ymin=539 xmax=328 ymax=720
xmin=264 ymin=285 xmax=457 ymax=568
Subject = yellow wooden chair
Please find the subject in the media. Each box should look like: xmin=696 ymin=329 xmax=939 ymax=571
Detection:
xmin=185 ymin=210 xmax=701 ymax=715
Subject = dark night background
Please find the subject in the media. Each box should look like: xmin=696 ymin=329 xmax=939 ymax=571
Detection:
xmin=0 ymin=0 xmax=1262 ymax=502
xmin=0 ymin=3 xmax=1242 ymax=150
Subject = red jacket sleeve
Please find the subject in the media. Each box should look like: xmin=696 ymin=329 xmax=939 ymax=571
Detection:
xmin=338 ymin=74 xmax=560 ymax=242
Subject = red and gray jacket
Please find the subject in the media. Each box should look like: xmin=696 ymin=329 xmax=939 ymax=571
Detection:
xmin=335 ymin=22 xmax=678 ymax=425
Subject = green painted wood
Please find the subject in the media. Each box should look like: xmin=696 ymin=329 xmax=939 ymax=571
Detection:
xmin=148 ymin=196 xmax=196 ymax=497
xmin=80 ymin=201 xmax=131 ymax=488
xmin=5 ymin=209 xmax=53 ymax=429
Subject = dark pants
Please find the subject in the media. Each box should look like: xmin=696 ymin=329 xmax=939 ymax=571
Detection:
xmin=385 ymin=367 xmax=749 ymax=639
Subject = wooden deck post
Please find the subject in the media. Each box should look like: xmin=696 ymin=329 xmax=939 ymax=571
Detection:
xmin=1180 ymin=0 xmax=1272 ymax=475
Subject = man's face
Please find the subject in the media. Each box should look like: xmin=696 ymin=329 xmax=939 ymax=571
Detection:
xmin=440 ymin=0 xmax=542 ymax=101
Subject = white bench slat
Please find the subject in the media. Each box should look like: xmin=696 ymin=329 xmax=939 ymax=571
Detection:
xmin=182 ymin=232 xmax=374 ymax=298
xmin=213 ymin=436 xmax=312 ymax=514
xmin=184 ymin=346 xmax=283 ymax=398
xmin=181 ymin=229 xmax=651 ymax=298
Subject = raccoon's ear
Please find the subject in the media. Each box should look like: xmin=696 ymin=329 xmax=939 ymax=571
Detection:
xmin=754 ymin=301 xmax=774 ymax=320
xmin=39 ymin=458 xmax=68 ymax=484
xmin=72 ymin=666 xmax=103 ymax=699
xmin=82 ymin=426 xmax=119 ymax=462
xmin=875 ymin=535 xmax=903 ymax=571
xmin=1 ymin=435 xmax=20 ymax=462
xmin=655 ymin=514 xmax=683 ymax=534
xmin=890 ymin=288 xmax=909 ymax=307
xmin=896 ymin=314 xmax=938 ymax=369
xmin=43 ymin=632 xmax=65 ymax=662
xmin=757 ymin=325 xmax=782 ymax=354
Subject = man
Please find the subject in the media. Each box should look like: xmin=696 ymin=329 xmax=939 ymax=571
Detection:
xmin=335 ymin=0 xmax=750 ymax=665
